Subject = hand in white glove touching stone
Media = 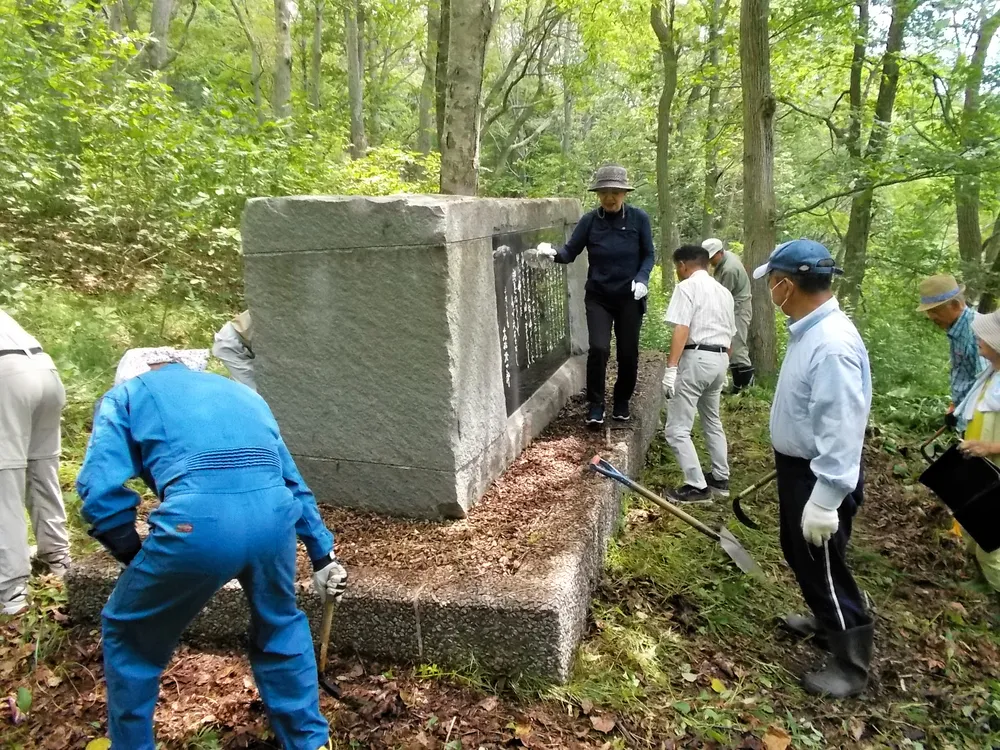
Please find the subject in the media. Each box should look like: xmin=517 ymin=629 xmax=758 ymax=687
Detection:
xmin=801 ymin=501 xmax=839 ymax=546
xmin=312 ymin=557 xmax=348 ymax=604
xmin=662 ymin=366 xmax=677 ymax=399
xmin=632 ymin=280 xmax=648 ymax=301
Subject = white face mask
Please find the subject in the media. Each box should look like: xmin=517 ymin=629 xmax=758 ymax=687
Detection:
xmin=769 ymin=277 xmax=792 ymax=314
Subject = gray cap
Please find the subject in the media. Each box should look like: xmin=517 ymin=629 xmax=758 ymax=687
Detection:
xmin=588 ymin=164 xmax=633 ymax=192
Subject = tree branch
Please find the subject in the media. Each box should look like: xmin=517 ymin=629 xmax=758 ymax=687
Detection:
xmin=165 ymin=0 xmax=199 ymax=66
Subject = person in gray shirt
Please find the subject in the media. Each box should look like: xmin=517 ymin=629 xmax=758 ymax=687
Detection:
xmin=704 ymin=238 xmax=754 ymax=392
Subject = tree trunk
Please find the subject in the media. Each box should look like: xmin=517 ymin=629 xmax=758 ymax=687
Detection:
xmin=561 ymin=20 xmax=572 ymax=158
xmin=299 ymin=20 xmax=309 ymax=96
xmin=740 ymin=0 xmax=777 ymax=375
xmin=108 ymin=2 xmax=123 ymax=32
xmin=439 ymin=0 xmax=493 ymax=195
xmin=978 ymin=211 xmax=1000 ymax=312
xmin=251 ymin=45 xmax=266 ymax=123
xmin=839 ymin=0 xmax=913 ymax=309
xmin=846 ymin=0 xmax=868 ymax=160
xmin=651 ymin=0 xmax=679 ymax=290
xmin=344 ymin=0 xmax=367 ymax=157
xmin=273 ymin=0 xmax=294 ymax=119
xmin=230 ymin=0 xmax=267 ymax=122
xmin=309 ymin=0 xmax=324 ymax=109
xmin=418 ymin=0 xmax=440 ymax=154
xmin=143 ymin=0 xmax=176 ymax=70
xmin=435 ymin=0 xmax=451 ymax=147
xmin=955 ymin=8 xmax=1000 ymax=296
xmin=701 ymin=0 xmax=724 ymax=239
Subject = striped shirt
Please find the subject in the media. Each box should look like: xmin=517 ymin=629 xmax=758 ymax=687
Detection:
xmin=948 ymin=306 xmax=987 ymax=406
xmin=664 ymin=269 xmax=736 ymax=347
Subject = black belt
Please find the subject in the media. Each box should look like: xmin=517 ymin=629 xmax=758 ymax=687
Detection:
xmin=0 ymin=347 xmax=42 ymax=357
xmin=684 ymin=343 xmax=727 ymax=353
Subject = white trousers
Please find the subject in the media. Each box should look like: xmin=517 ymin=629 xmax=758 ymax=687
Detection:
xmin=664 ymin=350 xmax=730 ymax=489
xmin=0 ymin=355 xmax=69 ymax=601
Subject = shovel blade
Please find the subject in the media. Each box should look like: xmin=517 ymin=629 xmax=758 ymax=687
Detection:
xmin=719 ymin=527 xmax=765 ymax=580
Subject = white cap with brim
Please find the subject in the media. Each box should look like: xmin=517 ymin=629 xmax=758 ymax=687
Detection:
xmin=702 ymin=238 xmax=724 ymax=255
xmin=752 ymin=239 xmax=842 ymax=280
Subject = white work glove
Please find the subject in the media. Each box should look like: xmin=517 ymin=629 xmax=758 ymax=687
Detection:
xmin=801 ymin=501 xmax=839 ymax=546
xmin=632 ymin=280 xmax=648 ymax=301
xmin=662 ymin=366 xmax=677 ymax=399
xmin=535 ymin=241 xmax=556 ymax=259
xmin=312 ymin=556 xmax=348 ymax=603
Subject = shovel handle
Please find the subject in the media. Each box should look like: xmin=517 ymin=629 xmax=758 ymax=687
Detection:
xmin=590 ymin=456 xmax=721 ymax=542
xmin=318 ymin=599 xmax=335 ymax=673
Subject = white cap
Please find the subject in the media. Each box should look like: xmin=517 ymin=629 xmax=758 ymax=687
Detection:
xmin=702 ymin=238 xmax=724 ymax=255
xmin=114 ymin=347 xmax=209 ymax=386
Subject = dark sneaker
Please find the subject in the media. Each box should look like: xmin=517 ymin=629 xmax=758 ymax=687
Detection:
xmin=586 ymin=404 xmax=605 ymax=427
xmin=706 ymin=474 xmax=730 ymax=497
xmin=671 ymin=484 xmax=713 ymax=503
xmin=612 ymin=402 xmax=631 ymax=422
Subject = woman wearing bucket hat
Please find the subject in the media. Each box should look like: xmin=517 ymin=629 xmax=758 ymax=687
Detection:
xmin=533 ymin=164 xmax=655 ymax=426
xmin=949 ymin=309 xmax=1000 ymax=593
xmin=917 ymin=274 xmax=986 ymax=423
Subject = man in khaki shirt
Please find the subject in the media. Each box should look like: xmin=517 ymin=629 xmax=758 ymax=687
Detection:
xmin=704 ymin=238 xmax=754 ymax=392
xmin=213 ymin=310 xmax=256 ymax=390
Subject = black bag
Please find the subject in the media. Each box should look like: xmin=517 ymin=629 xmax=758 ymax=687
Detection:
xmin=919 ymin=444 xmax=1000 ymax=553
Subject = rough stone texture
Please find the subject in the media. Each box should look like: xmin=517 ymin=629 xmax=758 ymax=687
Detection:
xmin=66 ymin=357 xmax=665 ymax=683
xmin=242 ymin=195 xmax=586 ymax=519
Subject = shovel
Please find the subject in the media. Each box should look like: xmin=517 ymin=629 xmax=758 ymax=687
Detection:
xmin=317 ymin=600 xmax=342 ymax=699
xmin=589 ymin=455 xmax=765 ymax=579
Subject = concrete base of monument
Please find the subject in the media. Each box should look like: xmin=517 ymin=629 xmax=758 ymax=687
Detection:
xmin=66 ymin=354 xmax=665 ymax=683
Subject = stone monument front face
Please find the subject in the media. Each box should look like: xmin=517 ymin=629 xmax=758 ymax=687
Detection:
xmin=242 ymin=195 xmax=585 ymax=519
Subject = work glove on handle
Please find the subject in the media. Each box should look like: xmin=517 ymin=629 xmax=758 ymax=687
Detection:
xmin=662 ymin=366 xmax=678 ymax=399
xmin=945 ymin=405 xmax=958 ymax=430
xmin=801 ymin=501 xmax=839 ymax=546
xmin=632 ymin=280 xmax=648 ymax=301
xmin=312 ymin=555 xmax=348 ymax=604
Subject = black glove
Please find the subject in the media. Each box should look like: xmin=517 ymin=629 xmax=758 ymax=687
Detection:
xmin=945 ymin=411 xmax=958 ymax=429
xmin=93 ymin=524 xmax=142 ymax=565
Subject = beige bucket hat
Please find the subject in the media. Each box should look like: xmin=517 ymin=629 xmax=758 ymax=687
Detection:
xmin=973 ymin=310 xmax=1000 ymax=353
xmin=917 ymin=274 xmax=965 ymax=312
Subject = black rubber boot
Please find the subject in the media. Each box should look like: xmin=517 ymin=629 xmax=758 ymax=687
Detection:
xmin=780 ymin=613 xmax=829 ymax=650
xmin=730 ymin=366 xmax=755 ymax=394
xmin=801 ymin=622 xmax=874 ymax=698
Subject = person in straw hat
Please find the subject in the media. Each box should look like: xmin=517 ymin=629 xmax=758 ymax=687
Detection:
xmin=917 ymin=274 xmax=986 ymax=422
xmin=77 ymin=347 xmax=346 ymax=749
xmin=951 ymin=309 xmax=1000 ymax=593
xmin=533 ymin=164 xmax=655 ymax=427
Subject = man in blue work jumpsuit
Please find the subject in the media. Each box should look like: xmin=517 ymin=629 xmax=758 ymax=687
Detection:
xmin=77 ymin=349 xmax=347 ymax=749
xmin=753 ymin=240 xmax=874 ymax=698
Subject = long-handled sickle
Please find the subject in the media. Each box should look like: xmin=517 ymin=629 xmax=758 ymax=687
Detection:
xmin=731 ymin=470 xmax=777 ymax=529
xmin=589 ymin=455 xmax=765 ymax=579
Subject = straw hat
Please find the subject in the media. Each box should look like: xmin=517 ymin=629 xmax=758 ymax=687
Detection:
xmin=973 ymin=311 xmax=1000 ymax=353
xmin=916 ymin=274 xmax=965 ymax=312
xmin=588 ymin=164 xmax=633 ymax=192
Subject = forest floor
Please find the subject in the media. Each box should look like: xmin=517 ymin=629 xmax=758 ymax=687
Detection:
xmin=2 ymin=395 xmax=999 ymax=750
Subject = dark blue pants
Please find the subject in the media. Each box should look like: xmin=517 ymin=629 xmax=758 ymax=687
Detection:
xmin=101 ymin=467 xmax=329 ymax=750
xmin=775 ymin=452 xmax=871 ymax=633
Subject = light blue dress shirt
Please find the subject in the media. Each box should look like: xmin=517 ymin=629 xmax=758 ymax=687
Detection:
xmin=770 ymin=298 xmax=872 ymax=510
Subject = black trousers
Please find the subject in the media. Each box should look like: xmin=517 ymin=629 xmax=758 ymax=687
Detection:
xmin=775 ymin=451 xmax=872 ymax=633
xmin=585 ymin=292 xmax=644 ymax=407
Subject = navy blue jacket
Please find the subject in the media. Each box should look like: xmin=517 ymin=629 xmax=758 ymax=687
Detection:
xmin=555 ymin=205 xmax=656 ymax=298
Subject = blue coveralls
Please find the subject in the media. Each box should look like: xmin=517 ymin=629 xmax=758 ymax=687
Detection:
xmin=77 ymin=364 xmax=334 ymax=750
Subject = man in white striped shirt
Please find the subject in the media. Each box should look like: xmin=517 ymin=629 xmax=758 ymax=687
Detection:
xmin=661 ymin=245 xmax=737 ymax=503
